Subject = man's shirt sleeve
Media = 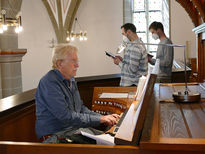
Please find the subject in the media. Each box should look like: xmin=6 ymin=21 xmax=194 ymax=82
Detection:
xmin=38 ymin=80 xmax=101 ymax=128
xmin=80 ymin=104 xmax=101 ymax=116
xmin=119 ymin=48 xmax=141 ymax=74
xmin=160 ymin=46 xmax=173 ymax=67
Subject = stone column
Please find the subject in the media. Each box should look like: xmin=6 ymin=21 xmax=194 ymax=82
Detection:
xmin=0 ymin=49 xmax=26 ymax=98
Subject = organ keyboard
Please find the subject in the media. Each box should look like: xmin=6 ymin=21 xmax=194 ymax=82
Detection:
xmin=92 ymin=73 xmax=157 ymax=145
xmin=105 ymin=108 xmax=128 ymax=136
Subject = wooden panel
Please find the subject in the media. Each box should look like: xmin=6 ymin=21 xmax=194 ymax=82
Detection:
xmin=193 ymin=25 xmax=205 ymax=82
xmin=159 ymin=85 xmax=173 ymax=100
xmin=192 ymin=0 xmax=205 ymax=22
xmin=0 ymin=89 xmax=37 ymax=142
xmin=189 ymin=58 xmax=198 ymax=82
xmin=160 ymin=103 xmax=190 ymax=138
xmin=140 ymin=85 xmax=159 ymax=143
xmin=197 ymin=35 xmax=205 ymax=82
xmin=0 ymin=104 xmax=37 ymax=142
xmin=1 ymin=141 xmax=205 ymax=154
xmin=181 ymin=102 xmax=205 ymax=138
xmin=92 ymin=87 xmax=136 ymax=114
xmin=187 ymin=85 xmax=205 ymax=98
xmin=0 ymin=89 xmax=36 ymax=115
xmin=114 ymin=102 xmax=140 ymax=144
xmin=159 ymin=83 xmax=202 ymax=99
xmin=141 ymin=138 xmax=205 ymax=153
xmin=172 ymin=59 xmax=192 ymax=83
xmin=140 ymin=83 xmax=205 ymax=153
xmin=172 ymin=71 xmax=191 ymax=83
xmin=0 ymin=142 xmax=139 ymax=154
xmin=77 ymin=75 xmax=120 ymax=110
xmin=202 ymin=40 xmax=205 ymax=81
xmin=115 ymin=74 xmax=157 ymax=145
xmin=158 ymin=83 xmax=205 ymax=138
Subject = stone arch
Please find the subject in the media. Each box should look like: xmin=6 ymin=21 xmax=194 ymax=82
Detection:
xmin=42 ymin=0 xmax=81 ymax=43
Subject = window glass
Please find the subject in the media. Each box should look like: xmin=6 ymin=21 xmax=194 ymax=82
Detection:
xmin=133 ymin=0 xmax=169 ymax=54
xmin=149 ymin=0 xmax=162 ymax=10
xmin=134 ymin=0 xmax=145 ymax=11
xmin=133 ymin=12 xmax=146 ymax=32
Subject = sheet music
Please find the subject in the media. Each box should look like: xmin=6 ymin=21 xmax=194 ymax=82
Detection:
xmin=99 ymin=93 xmax=128 ymax=98
xmin=135 ymin=76 xmax=147 ymax=100
xmin=152 ymin=59 xmax=160 ymax=75
xmin=81 ymin=131 xmax=115 ymax=145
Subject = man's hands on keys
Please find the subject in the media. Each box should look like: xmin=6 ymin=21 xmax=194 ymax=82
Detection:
xmin=100 ymin=114 xmax=120 ymax=126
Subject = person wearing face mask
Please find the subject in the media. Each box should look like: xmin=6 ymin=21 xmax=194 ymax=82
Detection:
xmin=113 ymin=23 xmax=148 ymax=86
xmin=148 ymin=21 xmax=174 ymax=83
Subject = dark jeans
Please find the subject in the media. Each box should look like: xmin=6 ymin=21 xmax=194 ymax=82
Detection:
xmin=43 ymin=127 xmax=103 ymax=144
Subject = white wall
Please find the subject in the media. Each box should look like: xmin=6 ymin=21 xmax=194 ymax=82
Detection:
xmin=19 ymin=0 xmax=55 ymax=91
xmin=19 ymin=0 xmax=196 ymax=92
xmin=70 ymin=0 xmax=123 ymax=77
xmin=19 ymin=0 xmax=123 ymax=91
xmin=170 ymin=1 xmax=196 ymax=60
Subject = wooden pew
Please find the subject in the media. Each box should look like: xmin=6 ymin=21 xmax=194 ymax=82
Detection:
xmin=0 ymin=89 xmax=37 ymax=142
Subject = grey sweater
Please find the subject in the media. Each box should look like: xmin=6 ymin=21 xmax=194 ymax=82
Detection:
xmin=151 ymin=38 xmax=174 ymax=78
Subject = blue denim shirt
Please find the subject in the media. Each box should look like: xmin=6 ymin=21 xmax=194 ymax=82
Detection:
xmin=35 ymin=69 xmax=101 ymax=139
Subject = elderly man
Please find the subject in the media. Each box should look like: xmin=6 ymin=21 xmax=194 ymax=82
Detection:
xmin=35 ymin=44 xmax=119 ymax=143
xmin=113 ymin=23 xmax=148 ymax=86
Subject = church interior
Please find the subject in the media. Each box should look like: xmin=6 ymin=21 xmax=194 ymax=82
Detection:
xmin=0 ymin=0 xmax=205 ymax=153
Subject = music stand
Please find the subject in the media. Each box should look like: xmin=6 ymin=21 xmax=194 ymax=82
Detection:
xmin=172 ymin=45 xmax=200 ymax=102
xmin=119 ymin=42 xmax=201 ymax=103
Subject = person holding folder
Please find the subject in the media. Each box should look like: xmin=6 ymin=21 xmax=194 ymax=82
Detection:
xmin=112 ymin=23 xmax=148 ymax=86
xmin=148 ymin=21 xmax=174 ymax=83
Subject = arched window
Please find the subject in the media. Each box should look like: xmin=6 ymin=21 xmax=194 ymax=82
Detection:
xmin=128 ymin=0 xmax=170 ymax=54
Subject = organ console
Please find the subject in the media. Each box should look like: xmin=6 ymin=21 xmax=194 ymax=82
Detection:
xmin=91 ymin=72 xmax=157 ymax=145
xmin=92 ymin=86 xmax=136 ymax=115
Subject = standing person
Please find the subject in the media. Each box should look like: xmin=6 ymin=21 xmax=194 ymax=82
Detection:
xmin=35 ymin=44 xmax=119 ymax=143
xmin=113 ymin=23 xmax=148 ymax=86
xmin=148 ymin=21 xmax=174 ymax=83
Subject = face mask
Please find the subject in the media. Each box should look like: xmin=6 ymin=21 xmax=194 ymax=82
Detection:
xmin=123 ymin=35 xmax=130 ymax=43
xmin=152 ymin=33 xmax=159 ymax=40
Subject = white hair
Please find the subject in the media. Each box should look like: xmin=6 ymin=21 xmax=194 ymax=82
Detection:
xmin=52 ymin=44 xmax=78 ymax=69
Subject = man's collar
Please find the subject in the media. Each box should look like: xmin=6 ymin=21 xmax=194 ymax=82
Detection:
xmin=53 ymin=69 xmax=75 ymax=82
